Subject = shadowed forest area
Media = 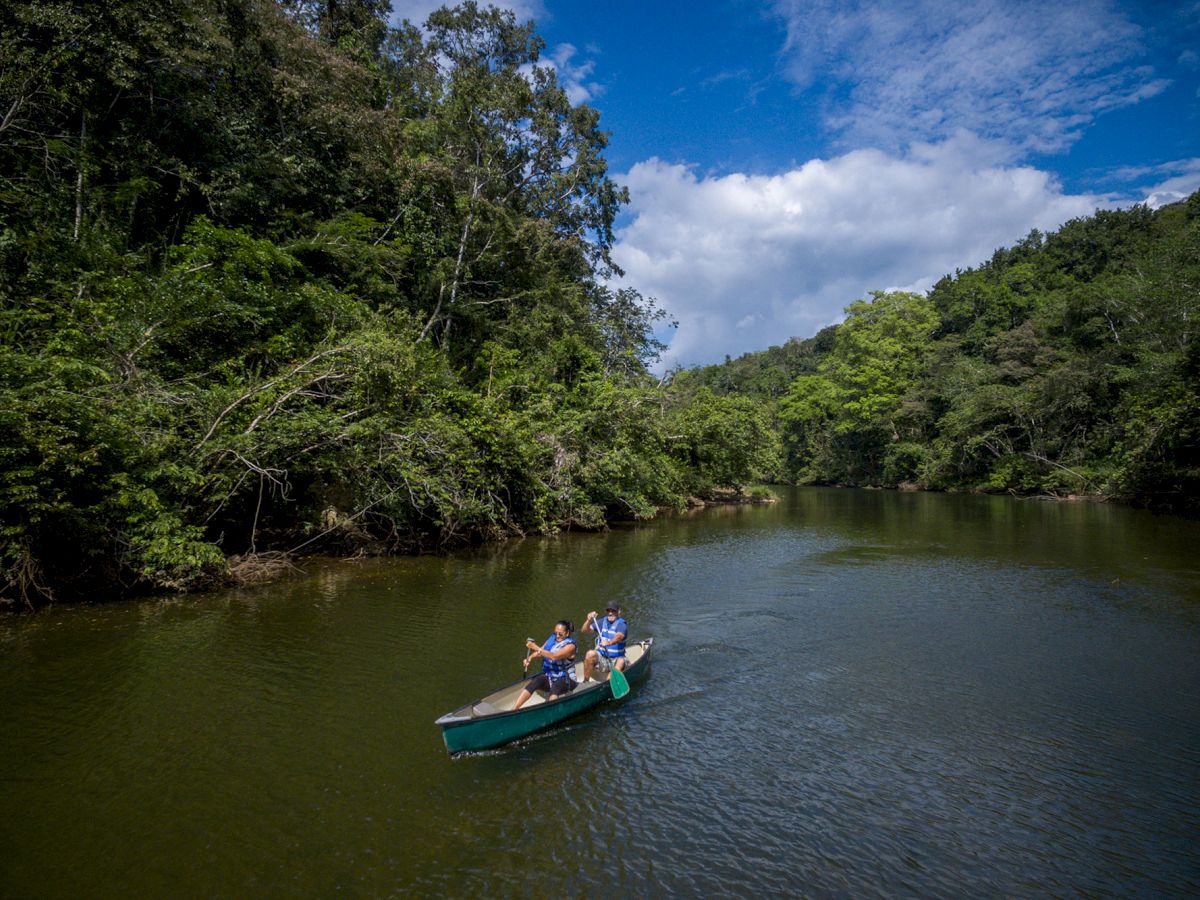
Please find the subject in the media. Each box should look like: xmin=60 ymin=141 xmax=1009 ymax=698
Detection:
xmin=3 ymin=1 xmax=1196 ymax=608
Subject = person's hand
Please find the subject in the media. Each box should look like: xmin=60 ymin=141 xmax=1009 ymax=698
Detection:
xmin=525 ymin=639 xmax=538 ymax=651
xmin=586 ymin=610 xmax=597 ymax=623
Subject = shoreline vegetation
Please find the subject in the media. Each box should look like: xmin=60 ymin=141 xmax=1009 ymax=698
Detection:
xmin=223 ymin=486 xmax=778 ymax=588
xmin=3 ymin=2 xmax=1197 ymax=609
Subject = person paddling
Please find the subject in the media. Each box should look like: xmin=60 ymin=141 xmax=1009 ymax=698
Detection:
xmin=512 ymin=620 xmax=579 ymax=710
xmin=583 ymin=603 xmax=628 ymax=682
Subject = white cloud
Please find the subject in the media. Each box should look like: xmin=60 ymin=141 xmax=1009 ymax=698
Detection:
xmin=547 ymin=43 xmax=602 ymax=105
xmin=613 ymin=137 xmax=1110 ymax=369
xmin=1098 ymin=157 xmax=1200 ymax=207
xmin=1138 ymin=159 xmax=1200 ymax=208
xmin=770 ymin=0 xmax=1166 ymax=153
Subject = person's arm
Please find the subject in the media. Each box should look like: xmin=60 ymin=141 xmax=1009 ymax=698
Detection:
xmin=583 ymin=611 xmax=598 ymax=633
xmin=524 ymin=637 xmax=545 ymax=665
xmin=600 ymin=618 xmax=627 ymax=647
xmin=524 ymin=637 xmax=575 ymax=660
xmin=523 ymin=636 xmax=544 ymax=667
xmin=540 ymin=640 xmax=577 ymax=660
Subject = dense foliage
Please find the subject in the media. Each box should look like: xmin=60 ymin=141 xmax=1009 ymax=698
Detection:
xmin=684 ymin=195 xmax=1200 ymax=511
xmin=0 ymin=1 xmax=777 ymax=607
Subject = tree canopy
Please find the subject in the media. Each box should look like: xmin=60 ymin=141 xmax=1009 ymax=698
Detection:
xmin=0 ymin=0 xmax=772 ymax=607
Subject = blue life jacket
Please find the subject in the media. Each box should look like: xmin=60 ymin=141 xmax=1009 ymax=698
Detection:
xmin=596 ymin=616 xmax=628 ymax=658
xmin=541 ymin=635 xmax=578 ymax=681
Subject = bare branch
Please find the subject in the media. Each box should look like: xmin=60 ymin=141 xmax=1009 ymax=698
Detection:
xmin=1023 ymin=451 xmax=1089 ymax=487
xmin=195 ymin=347 xmax=349 ymax=449
xmin=243 ymin=371 xmax=348 ymax=435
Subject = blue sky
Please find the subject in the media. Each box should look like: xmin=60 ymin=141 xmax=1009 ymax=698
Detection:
xmin=391 ymin=0 xmax=1200 ymax=368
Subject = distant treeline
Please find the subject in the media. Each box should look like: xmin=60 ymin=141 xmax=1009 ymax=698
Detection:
xmin=1 ymin=1 xmax=777 ymax=606
xmin=677 ymin=194 xmax=1200 ymax=511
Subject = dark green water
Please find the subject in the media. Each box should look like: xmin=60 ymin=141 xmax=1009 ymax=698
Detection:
xmin=3 ymin=488 xmax=1199 ymax=897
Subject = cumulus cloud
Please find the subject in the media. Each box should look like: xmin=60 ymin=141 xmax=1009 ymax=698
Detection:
xmin=613 ymin=137 xmax=1108 ymax=368
xmin=769 ymin=0 xmax=1167 ymax=153
xmin=546 ymin=43 xmax=603 ymax=105
xmin=1133 ymin=158 xmax=1200 ymax=208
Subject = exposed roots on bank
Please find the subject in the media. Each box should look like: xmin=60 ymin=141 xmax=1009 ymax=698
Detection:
xmin=228 ymin=551 xmax=300 ymax=586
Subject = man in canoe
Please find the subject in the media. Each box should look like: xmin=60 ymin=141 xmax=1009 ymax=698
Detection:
xmin=583 ymin=603 xmax=628 ymax=682
xmin=512 ymin=619 xmax=579 ymax=709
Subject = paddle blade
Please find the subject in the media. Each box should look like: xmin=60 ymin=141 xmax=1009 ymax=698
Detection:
xmin=609 ymin=664 xmax=630 ymax=699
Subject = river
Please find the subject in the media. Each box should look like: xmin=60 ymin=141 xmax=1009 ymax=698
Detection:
xmin=2 ymin=487 xmax=1199 ymax=897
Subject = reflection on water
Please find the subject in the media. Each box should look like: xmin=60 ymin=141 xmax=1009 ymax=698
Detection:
xmin=2 ymin=488 xmax=1198 ymax=896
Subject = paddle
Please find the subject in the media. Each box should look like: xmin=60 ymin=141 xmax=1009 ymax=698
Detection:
xmin=523 ymin=637 xmax=539 ymax=675
xmin=592 ymin=615 xmax=630 ymax=699
xmin=608 ymin=655 xmax=630 ymax=699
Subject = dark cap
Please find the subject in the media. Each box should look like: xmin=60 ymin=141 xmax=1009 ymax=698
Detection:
xmin=605 ymin=602 xmax=620 ymax=612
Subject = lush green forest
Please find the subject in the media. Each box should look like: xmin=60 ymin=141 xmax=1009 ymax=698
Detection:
xmin=680 ymin=195 xmax=1200 ymax=510
xmin=1 ymin=0 xmax=778 ymax=606
xmin=4 ymin=1 xmax=1196 ymax=609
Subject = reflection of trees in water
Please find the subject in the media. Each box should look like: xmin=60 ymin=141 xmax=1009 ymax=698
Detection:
xmin=787 ymin=487 xmax=1200 ymax=601
xmin=113 ymin=487 xmax=1200 ymax=624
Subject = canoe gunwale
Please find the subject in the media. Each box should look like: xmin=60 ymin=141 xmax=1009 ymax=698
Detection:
xmin=434 ymin=678 xmax=609 ymax=726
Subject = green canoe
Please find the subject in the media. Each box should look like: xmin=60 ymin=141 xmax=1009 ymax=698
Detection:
xmin=435 ymin=637 xmax=654 ymax=754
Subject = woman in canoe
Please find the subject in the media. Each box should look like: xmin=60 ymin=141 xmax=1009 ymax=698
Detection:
xmin=513 ymin=620 xmax=578 ymax=709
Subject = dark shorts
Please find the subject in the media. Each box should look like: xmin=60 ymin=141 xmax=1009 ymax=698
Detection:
xmin=527 ymin=673 xmax=577 ymax=696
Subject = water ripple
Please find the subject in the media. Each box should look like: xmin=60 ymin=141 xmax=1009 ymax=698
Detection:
xmin=4 ymin=493 xmax=1200 ymax=897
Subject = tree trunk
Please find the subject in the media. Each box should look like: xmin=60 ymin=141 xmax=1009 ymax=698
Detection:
xmin=73 ymin=112 xmax=86 ymax=242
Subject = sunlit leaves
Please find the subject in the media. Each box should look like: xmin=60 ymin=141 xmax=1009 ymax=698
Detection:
xmin=773 ymin=198 xmax=1200 ymax=502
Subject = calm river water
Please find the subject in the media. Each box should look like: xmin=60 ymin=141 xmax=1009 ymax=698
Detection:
xmin=2 ymin=488 xmax=1199 ymax=897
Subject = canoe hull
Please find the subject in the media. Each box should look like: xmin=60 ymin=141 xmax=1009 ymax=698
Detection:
xmin=436 ymin=637 xmax=653 ymax=753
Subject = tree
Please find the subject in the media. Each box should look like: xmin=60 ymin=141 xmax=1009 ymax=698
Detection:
xmin=384 ymin=3 xmax=629 ymax=357
xmin=669 ymin=388 xmax=781 ymax=493
xmin=778 ymin=292 xmax=938 ymax=484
